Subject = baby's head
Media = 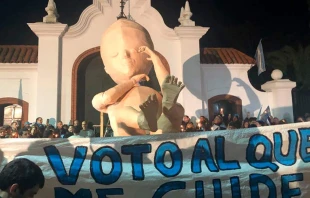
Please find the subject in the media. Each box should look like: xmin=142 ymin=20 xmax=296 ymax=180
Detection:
xmin=101 ymin=19 xmax=154 ymax=84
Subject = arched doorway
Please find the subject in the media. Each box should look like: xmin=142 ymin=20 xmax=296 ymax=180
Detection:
xmin=0 ymin=97 xmax=29 ymax=126
xmin=71 ymin=47 xmax=116 ymax=125
xmin=208 ymin=94 xmax=242 ymax=121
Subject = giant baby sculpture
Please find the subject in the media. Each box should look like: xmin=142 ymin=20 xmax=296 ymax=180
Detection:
xmin=92 ymin=19 xmax=185 ymax=136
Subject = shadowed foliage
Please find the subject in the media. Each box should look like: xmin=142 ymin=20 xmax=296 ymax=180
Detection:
xmin=266 ymin=44 xmax=310 ymax=89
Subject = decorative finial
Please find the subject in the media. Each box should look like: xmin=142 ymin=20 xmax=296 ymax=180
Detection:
xmin=117 ymin=0 xmax=127 ymax=20
xmin=179 ymin=1 xmax=195 ymax=26
xmin=43 ymin=0 xmax=59 ymax=23
xmin=127 ymin=0 xmax=135 ymax=21
xmin=271 ymin=69 xmax=283 ymax=80
xmin=184 ymin=1 xmax=191 ymax=13
xmin=178 ymin=7 xmax=185 ymax=24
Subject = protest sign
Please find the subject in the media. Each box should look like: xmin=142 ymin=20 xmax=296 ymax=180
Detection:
xmin=0 ymin=122 xmax=310 ymax=197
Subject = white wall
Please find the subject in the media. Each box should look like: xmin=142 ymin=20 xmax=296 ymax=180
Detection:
xmin=200 ymin=64 xmax=269 ymax=119
xmin=0 ymin=64 xmax=37 ymax=122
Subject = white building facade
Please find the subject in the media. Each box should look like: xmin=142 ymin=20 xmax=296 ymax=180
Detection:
xmin=0 ymin=0 xmax=295 ymax=126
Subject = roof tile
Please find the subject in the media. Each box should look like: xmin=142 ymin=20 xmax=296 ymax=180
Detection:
xmin=0 ymin=45 xmax=38 ymax=63
xmin=201 ymin=48 xmax=255 ymax=64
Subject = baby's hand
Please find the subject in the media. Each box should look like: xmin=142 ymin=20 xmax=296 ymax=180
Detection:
xmin=131 ymin=74 xmax=150 ymax=84
xmin=138 ymin=46 xmax=154 ymax=60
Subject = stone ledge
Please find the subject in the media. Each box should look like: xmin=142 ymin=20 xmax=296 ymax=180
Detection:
xmin=261 ymin=79 xmax=296 ymax=92
xmin=27 ymin=23 xmax=68 ymax=37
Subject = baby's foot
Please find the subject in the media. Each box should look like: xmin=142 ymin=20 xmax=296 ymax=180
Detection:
xmin=139 ymin=94 xmax=159 ymax=132
xmin=162 ymin=75 xmax=185 ymax=109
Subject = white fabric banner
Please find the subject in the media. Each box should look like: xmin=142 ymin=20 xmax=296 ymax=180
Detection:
xmin=1 ymin=122 xmax=310 ymax=198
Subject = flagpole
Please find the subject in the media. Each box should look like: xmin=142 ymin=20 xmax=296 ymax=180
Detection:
xmin=267 ymin=105 xmax=272 ymax=125
xmin=257 ymin=106 xmax=262 ymax=121
xmin=100 ymin=112 xmax=104 ymax=137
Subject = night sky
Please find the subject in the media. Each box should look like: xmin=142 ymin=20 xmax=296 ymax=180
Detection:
xmin=0 ymin=0 xmax=308 ymax=56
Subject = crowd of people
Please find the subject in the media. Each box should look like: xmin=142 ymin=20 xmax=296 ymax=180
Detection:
xmin=181 ymin=112 xmax=310 ymax=132
xmin=0 ymin=117 xmax=96 ymax=138
xmin=0 ymin=112 xmax=309 ymax=138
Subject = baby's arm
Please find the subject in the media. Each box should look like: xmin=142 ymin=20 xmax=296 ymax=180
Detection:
xmin=92 ymin=74 xmax=149 ymax=112
xmin=138 ymin=46 xmax=170 ymax=91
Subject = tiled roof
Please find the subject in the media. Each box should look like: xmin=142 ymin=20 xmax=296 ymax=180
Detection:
xmin=0 ymin=45 xmax=255 ymax=65
xmin=0 ymin=45 xmax=38 ymax=63
xmin=200 ymin=48 xmax=255 ymax=64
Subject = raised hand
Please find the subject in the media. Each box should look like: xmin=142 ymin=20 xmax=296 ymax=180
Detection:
xmin=138 ymin=46 xmax=154 ymax=61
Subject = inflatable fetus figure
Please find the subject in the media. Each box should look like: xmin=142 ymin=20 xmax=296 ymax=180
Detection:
xmin=92 ymin=19 xmax=185 ymax=136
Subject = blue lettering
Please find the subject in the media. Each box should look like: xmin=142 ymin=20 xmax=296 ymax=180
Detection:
xmin=230 ymin=177 xmax=241 ymax=198
xmin=215 ymin=136 xmax=241 ymax=170
xmin=299 ymin=128 xmax=310 ymax=162
xmin=44 ymin=146 xmax=87 ymax=185
xmin=250 ymin=174 xmax=276 ymax=198
xmin=191 ymin=138 xmax=218 ymax=173
xmin=121 ymin=144 xmax=151 ymax=180
xmin=153 ymin=181 xmax=186 ymax=198
xmin=195 ymin=181 xmax=204 ymax=198
xmin=246 ymin=134 xmax=279 ymax=172
xmin=154 ymin=142 xmax=182 ymax=177
xmin=274 ymin=131 xmax=298 ymax=166
xmin=281 ymin=173 xmax=303 ymax=198
xmin=90 ymin=146 xmax=122 ymax=185
xmin=96 ymin=188 xmax=124 ymax=198
xmin=213 ymin=179 xmax=222 ymax=198
xmin=54 ymin=188 xmax=92 ymax=198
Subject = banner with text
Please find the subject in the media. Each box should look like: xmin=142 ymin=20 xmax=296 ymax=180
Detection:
xmin=0 ymin=122 xmax=310 ymax=198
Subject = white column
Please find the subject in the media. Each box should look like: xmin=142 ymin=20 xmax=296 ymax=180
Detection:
xmin=261 ymin=79 xmax=296 ymax=123
xmin=174 ymin=26 xmax=209 ymax=118
xmin=27 ymin=23 xmax=68 ymax=123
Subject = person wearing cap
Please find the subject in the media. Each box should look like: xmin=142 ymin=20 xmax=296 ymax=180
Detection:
xmin=24 ymin=122 xmax=31 ymax=128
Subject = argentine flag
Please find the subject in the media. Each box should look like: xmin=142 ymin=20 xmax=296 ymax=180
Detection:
xmin=255 ymin=39 xmax=266 ymax=75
